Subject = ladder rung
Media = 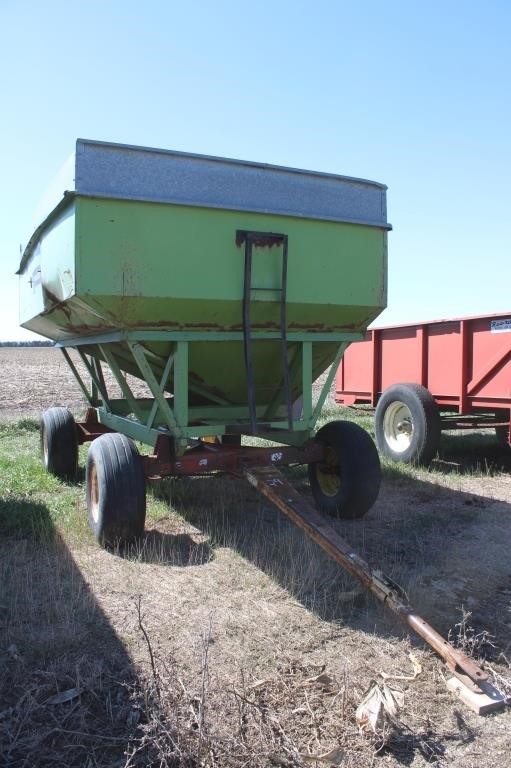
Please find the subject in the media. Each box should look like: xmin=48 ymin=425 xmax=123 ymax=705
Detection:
xmin=250 ymin=287 xmax=283 ymax=292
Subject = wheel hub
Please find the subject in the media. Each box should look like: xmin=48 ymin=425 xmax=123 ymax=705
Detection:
xmin=396 ymin=419 xmax=412 ymax=435
xmin=315 ymin=446 xmax=341 ymax=497
xmin=383 ymin=401 xmax=414 ymax=453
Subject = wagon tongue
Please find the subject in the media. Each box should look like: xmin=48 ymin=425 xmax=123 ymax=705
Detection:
xmin=244 ymin=465 xmax=504 ymax=714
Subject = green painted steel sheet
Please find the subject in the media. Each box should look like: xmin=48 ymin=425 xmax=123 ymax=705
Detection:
xmin=21 ymin=199 xmax=386 ymax=328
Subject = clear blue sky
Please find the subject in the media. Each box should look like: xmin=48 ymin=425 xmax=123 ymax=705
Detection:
xmin=1 ymin=0 xmax=509 ymax=340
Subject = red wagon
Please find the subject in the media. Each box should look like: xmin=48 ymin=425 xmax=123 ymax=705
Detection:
xmin=335 ymin=312 xmax=511 ymax=463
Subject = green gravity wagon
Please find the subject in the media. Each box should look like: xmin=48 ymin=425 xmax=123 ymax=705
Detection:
xmin=20 ymin=144 xmax=504 ymax=710
xmin=19 ymin=139 xmax=390 ymax=546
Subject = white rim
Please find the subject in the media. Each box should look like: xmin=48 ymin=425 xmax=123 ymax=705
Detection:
xmin=42 ymin=429 xmax=49 ymax=465
xmin=383 ymin=401 xmax=414 ymax=453
xmin=89 ymin=463 xmax=100 ymax=525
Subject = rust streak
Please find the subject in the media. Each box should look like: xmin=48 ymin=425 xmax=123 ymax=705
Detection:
xmin=41 ymin=287 xmax=72 ymax=320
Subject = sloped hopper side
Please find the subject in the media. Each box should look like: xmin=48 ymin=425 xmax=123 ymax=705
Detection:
xmin=18 ymin=140 xmax=390 ymax=408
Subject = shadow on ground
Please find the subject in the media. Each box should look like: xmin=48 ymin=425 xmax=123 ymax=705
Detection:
xmin=115 ymin=527 xmax=212 ymax=566
xmin=0 ymin=500 xmax=141 ymax=767
xmin=433 ymin=432 xmax=511 ymax=475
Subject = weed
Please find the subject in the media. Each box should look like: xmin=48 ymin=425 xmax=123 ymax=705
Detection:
xmin=0 ymin=417 xmax=39 ymax=435
xmin=448 ymin=608 xmax=497 ymax=661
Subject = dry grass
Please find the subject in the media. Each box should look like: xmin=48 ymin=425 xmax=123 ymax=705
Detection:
xmin=1 ymin=350 xmax=511 ymax=766
xmin=2 ymin=470 xmax=510 ymax=766
xmin=122 ymin=609 xmax=463 ymax=768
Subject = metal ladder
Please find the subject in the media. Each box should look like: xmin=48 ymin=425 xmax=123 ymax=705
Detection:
xmin=236 ymin=230 xmax=293 ymax=434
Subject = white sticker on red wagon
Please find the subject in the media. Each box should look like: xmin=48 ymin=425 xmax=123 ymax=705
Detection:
xmin=491 ymin=319 xmax=511 ymax=333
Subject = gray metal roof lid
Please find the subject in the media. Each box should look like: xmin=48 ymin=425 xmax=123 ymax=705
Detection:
xmin=72 ymin=139 xmax=390 ymax=229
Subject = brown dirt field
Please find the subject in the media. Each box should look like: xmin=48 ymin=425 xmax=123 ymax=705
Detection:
xmin=0 ymin=346 xmax=87 ymax=420
xmin=1 ymin=348 xmax=510 ymax=766
xmin=0 ymin=346 xmax=151 ymax=421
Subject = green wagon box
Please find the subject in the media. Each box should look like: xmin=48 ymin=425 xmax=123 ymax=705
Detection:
xmin=19 ymin=139 xmax=390 ymax=544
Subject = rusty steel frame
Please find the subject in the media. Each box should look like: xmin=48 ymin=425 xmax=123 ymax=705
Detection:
xmin=142 ymin=434 xmax=325 ymax=479
xmin=75 ymin=408 xmax=114 ymax=444
xmin=73 ymin=408 xmax=325 ymax=477
xmin=440 ymin=413 xmax=511 ymax=430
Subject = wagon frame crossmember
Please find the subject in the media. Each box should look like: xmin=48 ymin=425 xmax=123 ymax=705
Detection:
xmin=58 ymin=328 xmax=353 ymax=453
xmin=75 ymin=407 xmax=326 ymax=479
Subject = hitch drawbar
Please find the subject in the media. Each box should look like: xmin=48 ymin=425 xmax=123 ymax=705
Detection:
xmin=244 ymin=466 xmax=505 ymax=715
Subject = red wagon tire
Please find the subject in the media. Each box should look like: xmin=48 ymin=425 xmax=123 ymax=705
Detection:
xmin=308 ymin=420 xmax=381 ymax=519
xmin=495 ymin=425 xmax=510 ymax=450
xmin=375 ymin=383 xmax=440 ymax=464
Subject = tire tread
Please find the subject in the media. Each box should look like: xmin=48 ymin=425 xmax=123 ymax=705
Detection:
xmin=308 ymin=420 xmax=381 ymax=519
xmin=86 ymin=433 xmax=146 ymax=547
xmin=40 ymin=407 xmax=78 ymax=480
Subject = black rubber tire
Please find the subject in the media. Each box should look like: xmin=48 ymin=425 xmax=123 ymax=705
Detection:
xmin=308 ymin=420 xmax=381 ymax=519
xmin=375 ymin=383 xmax=441 ymax=464
xmin=40 ymin=407 xmax=78 ymax=480
xmin=495 ymin=425 xmax=510 ymax=450
xmin=86 ymin=433 xmax=146 ymax=547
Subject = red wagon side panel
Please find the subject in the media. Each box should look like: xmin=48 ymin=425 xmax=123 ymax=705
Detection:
xmin=427 ymin=322 xmax=462 ymax=404
xmin=336 ymin=312 xmax=511 ymax=414
xmin=468 ymin=317 xmax=511 ymax=407
xmin=336 ymin=334 xmax=374 ymax=404
xmin=380 ymin=326 xmax=425 ymax=392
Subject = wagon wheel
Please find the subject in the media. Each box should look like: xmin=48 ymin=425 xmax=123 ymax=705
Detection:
xmin=40 ymin=407 xmax=78 ymax=480
xmin=86 ymin=433 xmax=146 ymax=548
xmin=375 ymin=383 xmax=440 ymax=464
xmin=495 ymin=426 xmax=510 ymax=450
xmin=308 ymin=420 xmax=381 ymax=519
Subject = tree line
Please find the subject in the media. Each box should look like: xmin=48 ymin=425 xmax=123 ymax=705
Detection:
xmin=0 ymin=340 xmax=53 ymax=347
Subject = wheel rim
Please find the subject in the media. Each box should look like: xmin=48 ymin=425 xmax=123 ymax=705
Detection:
xmin=315 ymin=446 xmax=341 ymax=497
xmin=383 ymin=401 xmax=414 ymax=453
xmin=89 ymin=463 xmax=100 ymax=525
xmin=42 ymin=427 xmax=49 ymax=466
